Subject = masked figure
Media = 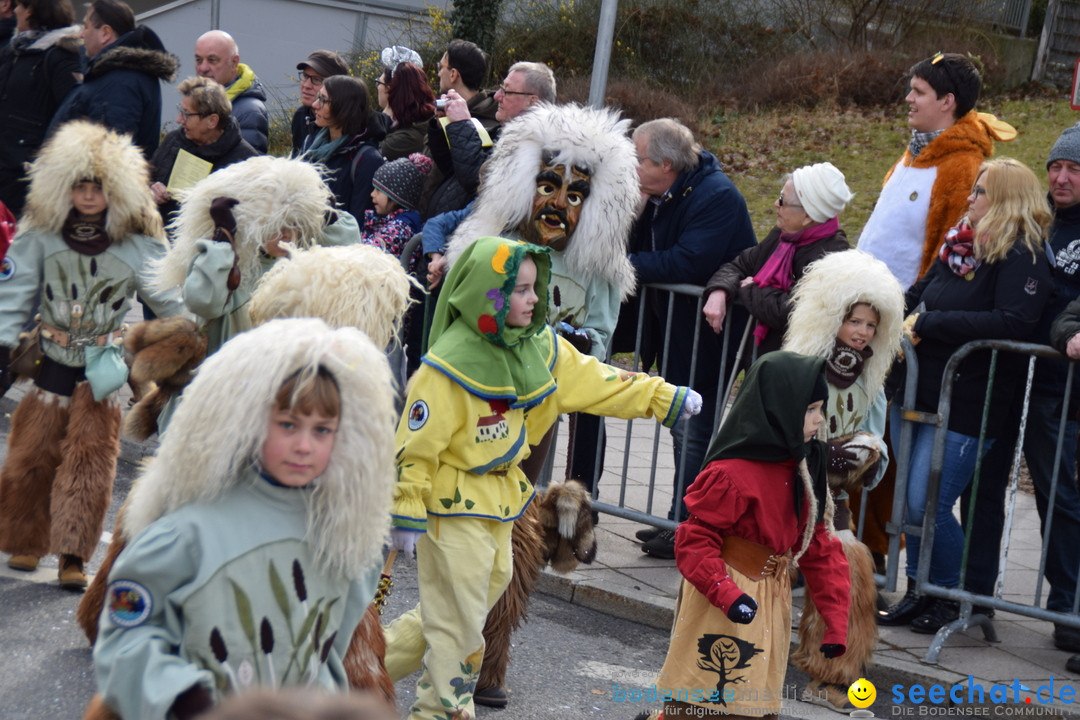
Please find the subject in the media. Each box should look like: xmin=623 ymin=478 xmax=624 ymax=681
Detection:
xmin=441 ymin=102 xmax=639 ymax=707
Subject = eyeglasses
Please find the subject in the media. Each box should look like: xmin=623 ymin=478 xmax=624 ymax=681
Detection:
xmin=313 ymin=94 xmax=330 ymax=106
xmin=176 ymin=104 xmax=203 ymax=120
xmin=298 ymin=72 xmax=324 ymax=87
xmin=497 ymin=85 xmax=536 ymax=97
xmin=777 ymin=192 xmax=802 ymax=208
xmin=375 ymin=79 xmax=388 ymax=87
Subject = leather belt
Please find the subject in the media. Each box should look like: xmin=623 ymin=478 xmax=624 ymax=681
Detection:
xmin=40 ymin=322 xmax=125 ymax=349
xmin=721 ymin=535 xmax=786 ymax=581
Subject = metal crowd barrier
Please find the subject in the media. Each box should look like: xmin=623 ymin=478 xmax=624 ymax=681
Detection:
xmin=890 ymin=338 xmax=1080 ymax=663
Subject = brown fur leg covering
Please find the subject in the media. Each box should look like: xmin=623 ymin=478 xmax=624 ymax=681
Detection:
xmin=791 ymin=530 xmax=877 ymax=685
xmin=343 ymin=602 xmax=395 ymax=704
xmin=82 ymin=693 xmax=120 ymax=720
xmin=78 ymin=517 xmax=127 ymax=644
xmin=49 ymin=383 xmax=121 ymax=560
xmin=536 ymin=480 xmax=596 ymax=570
xmin=0 ymin=389 xmax=69 ymax=556
xmin=477 ymin=500 xmax=545 ymax=691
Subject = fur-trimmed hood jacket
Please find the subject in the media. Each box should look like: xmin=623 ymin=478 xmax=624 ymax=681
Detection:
xmin=48 ymin=24 xmax=179 ymax=156
xmin=0 ymin=25 xmax=82 ymax=214
xmin=446 ymin=103 xmax=638 ymax=300
xmin=783 ymin=250 xmax=905 ymax=399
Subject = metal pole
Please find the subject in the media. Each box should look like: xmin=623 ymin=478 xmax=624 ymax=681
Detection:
xmin=587 ymin=0 xmax=619 ymax=108
xmin=211 ymin=0 xmax=220 ymax=29
xmin=1032 ymin=0 xmax=1061 ymax=82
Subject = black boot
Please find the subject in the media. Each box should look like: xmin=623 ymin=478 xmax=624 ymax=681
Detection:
xmin=910 ymin=599 xmax=960 ymax=634
xmin=876 ymin=585 xmax=929 ymax=626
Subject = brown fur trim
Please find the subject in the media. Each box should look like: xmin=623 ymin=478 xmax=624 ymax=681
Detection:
xmin=82 ymin=693 xmax=120 ymax=720
xmin=78 ymin=521 xmax=127 ymax=644
xmin=0 ymin=390 xmax=69 ymax=556
xmin=536 ymin=480 xmax=597 ymax=571
xmin=791 ymin=531 xmax=877 ymax=685
xmin=123 ymin=388 xmax=173 ymax=441
xmin=478 ymin=499 xmax=545 ymax=691
xmin=827 ymin=432 xmax=884 ymax=494
xmin=127 ymin=318 xmax=207 ymax=386
xmin=49 ymin=385 xmax=120 ymax=559
xmin=343 ymin=603 xmax=395 ymax=704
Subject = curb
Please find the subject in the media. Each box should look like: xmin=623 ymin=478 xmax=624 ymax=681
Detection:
xmin=535 ymin=568 xmax=1080 ymax=719
xmin=537 ymin=569 xmax=675 ymax=631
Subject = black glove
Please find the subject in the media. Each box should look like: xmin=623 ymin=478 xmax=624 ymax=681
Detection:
xmin=827 ymin=438 xmax=860 ymax=474
xmin=820 ymin=643 xmax=846 ymax=659
xmin=170 ymin=683 xmax=213 ymax=720
xmin=209 ymin=196 xmax=239 ymax=243
xmin=727 ymin=593 xmax=758 ymax=624
xmin=557 ymin=324 xmax=592 ymax=354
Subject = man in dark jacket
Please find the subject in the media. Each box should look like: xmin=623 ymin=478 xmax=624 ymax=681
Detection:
xmin=969 ymin=123 xmax=1080 ymax=667
xmin=49 ymin=0 xmax=177 ymax=158
xmin=291 ymin=49 xmax=349 ymax=156
xmin=625 ymin=117 xmax=756 ymax=558
xmin=420 ymin=39 xmax=501 ymax=221
xmin=194 ymin=30 xmax=268 ymax=153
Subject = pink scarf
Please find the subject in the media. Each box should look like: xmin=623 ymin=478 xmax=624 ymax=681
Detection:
xmin=751 ymin=217 xmax=840 ymax=345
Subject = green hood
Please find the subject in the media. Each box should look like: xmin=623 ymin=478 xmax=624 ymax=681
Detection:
xmin=703 ymin=351 xmax=830 ymax=522
xmin=424 ymin=236 xmax=556 ymax=408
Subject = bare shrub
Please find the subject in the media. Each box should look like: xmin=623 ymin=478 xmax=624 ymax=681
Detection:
xmin=556 ymin=76 xmax=705 ymax=133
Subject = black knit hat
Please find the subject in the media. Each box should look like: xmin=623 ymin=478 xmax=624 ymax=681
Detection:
xmin=372 ymin=153 xmax=433 ymax=212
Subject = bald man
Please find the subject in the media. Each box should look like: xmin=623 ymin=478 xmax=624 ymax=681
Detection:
xmin=194 ymin=30 xmax=268 ymax=153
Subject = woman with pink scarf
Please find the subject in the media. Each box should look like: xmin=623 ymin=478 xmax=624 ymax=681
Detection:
xmin=703 ymin=162 xmax=853 ymax=357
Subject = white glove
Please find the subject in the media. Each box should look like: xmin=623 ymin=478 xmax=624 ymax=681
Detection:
xmin=390 ymin=528 xmax=420 ymax=555
xmin=679 ymin=389 xmax=703 ymax=420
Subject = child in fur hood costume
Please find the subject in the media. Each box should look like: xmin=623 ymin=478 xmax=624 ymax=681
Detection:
xmin=92 ymin=318 xmax=398 ymax=720
xmin=782 ymin=250 xmax=904 ymax=711
xmin=152 ymin=155 xmax=363 ymax=358
xmin=383 ymin=236 xmax=699 ymax=720
xmin=434 ymin=103 xmax=641 ymax=706
xmin=643 ymin=352 xmax=850 ymax=720
xmin=0 ymin=120 xmax=184 ymax=589
xmin=79 ymin=244 xmax=417 ymax=718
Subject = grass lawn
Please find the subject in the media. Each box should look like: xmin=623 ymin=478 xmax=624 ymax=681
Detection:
xmin=706 ymin=92 xmax=1080 ymax=239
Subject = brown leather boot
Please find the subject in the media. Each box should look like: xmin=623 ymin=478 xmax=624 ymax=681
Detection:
xmin=59 ymin=554 xmax=87 ymax=590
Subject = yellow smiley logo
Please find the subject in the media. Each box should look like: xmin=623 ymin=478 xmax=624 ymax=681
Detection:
xmin=848 ymin=678 xmax=876 ymax=708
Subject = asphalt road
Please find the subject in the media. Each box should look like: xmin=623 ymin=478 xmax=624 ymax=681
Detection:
xmin=0 ymin=393 xmax=937 ymax=720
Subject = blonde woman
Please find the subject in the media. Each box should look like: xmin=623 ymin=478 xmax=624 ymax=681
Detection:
xmin=878 ymin=157 xmax=1053 ymax=633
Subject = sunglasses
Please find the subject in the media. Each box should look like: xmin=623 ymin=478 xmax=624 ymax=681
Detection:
xmin=777 ymin=192 xmax=802 ymax=208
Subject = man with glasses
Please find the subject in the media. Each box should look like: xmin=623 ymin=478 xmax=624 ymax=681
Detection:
xmin=624 ymin=118 xmax=756 ymax=559
xmin=194 ymin=30 xmax=269 ymax=154
xmin=292 ymin=50 xmax=349 ymax=155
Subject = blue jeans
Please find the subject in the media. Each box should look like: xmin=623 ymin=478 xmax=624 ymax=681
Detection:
xmin=892 ymin=404 xmax=991 ymax=588
xmin=669 ymin=390 xmax=717 ymax=521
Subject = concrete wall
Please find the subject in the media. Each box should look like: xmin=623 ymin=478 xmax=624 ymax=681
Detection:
xmin=136 ymin=0 xmax=448 ymax=142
